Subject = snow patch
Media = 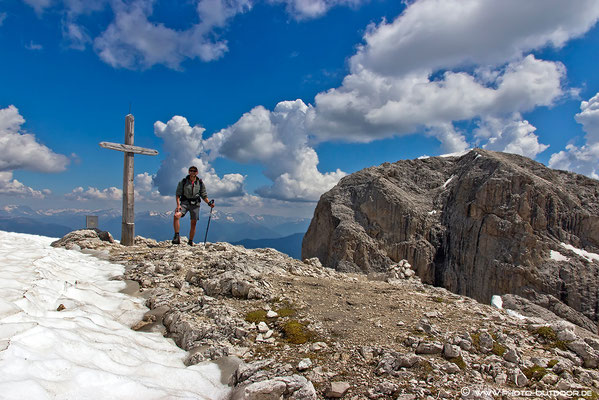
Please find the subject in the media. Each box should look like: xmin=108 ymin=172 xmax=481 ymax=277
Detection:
xmin=550 ymin=250 xmax=569 ymax=262
xmin=560 ymin=242 xmax=599 ymax=262
xmin=506 ymin=309 xmax=527 ymax=320
xmin=0 ymin=230 xmax=229 ymax=400
xmin=439 ymin=149 xmax=471 ymax=158
xmin=491 ymin=295 xmax=503 ymax=309
xmin=442 ymin=175 xmax=455 ymax=189
xmin=428 ymin=210 xmax=438 ymax=215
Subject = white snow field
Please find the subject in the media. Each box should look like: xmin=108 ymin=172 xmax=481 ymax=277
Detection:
xmin=0 ymin=230 xmax=230 ymax=400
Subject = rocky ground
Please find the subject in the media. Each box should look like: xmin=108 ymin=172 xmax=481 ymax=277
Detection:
xmin=52 ymin=229 xmax=599 ymax=400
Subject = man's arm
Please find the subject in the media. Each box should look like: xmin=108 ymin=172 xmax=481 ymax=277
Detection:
xmin=175 ymin=180 xmax=183 ymax=211
xmin=200 ymin=182 xmax=214 ymax=208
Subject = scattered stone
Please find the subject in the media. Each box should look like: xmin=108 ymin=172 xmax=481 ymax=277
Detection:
xmin=478 ymin=332 xmax=493 ymax=353
xmin=310 ymin=342 xmax=328 ymax=352
xmin=297 ymin=358 xmax=312 ymax=371
xmin=326 ymin=381 xmax=350 ymax=398
xmin=257 ymin=321 xmax=269 ymax=333
xmin=503 ymin=347 xmax=520 ymax=364
xmin=415 ymin=341 xmax=443 ymax=354
xmin=512 ymin=369 xmax=528 ymax=387
xmin=443 ymin=343 xmax=461 ymax=359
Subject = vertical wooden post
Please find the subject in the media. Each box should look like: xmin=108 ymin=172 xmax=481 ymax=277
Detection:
xmin=121 ymin=114 xmax=135 ymax=246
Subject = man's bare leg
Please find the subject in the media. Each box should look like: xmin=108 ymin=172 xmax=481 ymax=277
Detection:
xmin=173 ymin=215 xmax=180 ymax=233
xmin=189 ymin=219 xmax=197 ymax=241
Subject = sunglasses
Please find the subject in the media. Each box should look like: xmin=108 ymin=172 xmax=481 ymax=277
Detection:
xmin=189 ymin=170 xmax=198 ymax=172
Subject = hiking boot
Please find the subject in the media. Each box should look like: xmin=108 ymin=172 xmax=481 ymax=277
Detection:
xmin=187 ymin=239 xmax=193 ymax=246
xmin=171 ymin=233 xmax=180 ymax=244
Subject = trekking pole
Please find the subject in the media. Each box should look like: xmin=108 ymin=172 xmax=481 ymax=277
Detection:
xmin=204 ymin=200 xmax=215 ymax=245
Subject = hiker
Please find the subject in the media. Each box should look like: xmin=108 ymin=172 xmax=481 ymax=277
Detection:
xmin=172 ymin=166 xmax=214 ymax=246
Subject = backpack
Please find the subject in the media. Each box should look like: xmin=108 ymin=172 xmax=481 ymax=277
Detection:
xmin=180 ymin=177 xmax=203 ymax=204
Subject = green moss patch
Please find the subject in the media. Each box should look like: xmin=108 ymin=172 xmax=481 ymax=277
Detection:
xmin=492 ymin=342 xmax=506 ymax=356
xmin=583 ymin=391 xmax=599 ymax=400
xmin=523 ymin=365 xmax=548 ymax=381
xmin=449 ymin=356 xmax=467 ymax=370
xmin=547 ymin=359 xmax=558 ymax=368
xmin=275 ymin=307 xmax=296 ymax=318
xmin=245 ymin=310 xmax=267 ymax=323
xmin=534 ymin=326 xmax=570 ymax=350
xmin=282 ymin=320 xmax=313 ymax=344
xmin=470 ymin=333 xmax=481 ymax=351
xmin=534 ymin=326 xmax=558 ymax=341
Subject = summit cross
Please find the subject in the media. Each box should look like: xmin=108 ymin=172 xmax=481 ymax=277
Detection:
xmin=99 ymin=114 xmax=158 ymax=246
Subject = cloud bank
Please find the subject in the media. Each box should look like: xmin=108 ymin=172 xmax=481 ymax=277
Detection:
xmin=0 ymin=106 xmax=69 ymax=173
xmin=0 ymin=172 xmax=50 ymax=198
xmin=549 ymin=93 xmax=599 ymax=179
xmin=0 ymin=106 xmax=67 ymax=198
xmin=65 ymin=186 xmax=122 ymax=201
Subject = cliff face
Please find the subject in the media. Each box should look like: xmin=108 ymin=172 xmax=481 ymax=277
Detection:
xmin=302 ymin=149 xmax=599 ymax=331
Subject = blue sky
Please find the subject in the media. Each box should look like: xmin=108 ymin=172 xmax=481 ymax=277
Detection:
xmin=1 ymin=0 xmax=599 ymax=218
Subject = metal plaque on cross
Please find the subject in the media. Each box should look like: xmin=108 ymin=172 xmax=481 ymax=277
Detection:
xmin=99 ymin=114 xmax=158 ymax=246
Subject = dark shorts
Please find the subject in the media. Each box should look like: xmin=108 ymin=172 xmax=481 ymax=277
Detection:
xmin=179 ymin=201 xmax=200 ymax=220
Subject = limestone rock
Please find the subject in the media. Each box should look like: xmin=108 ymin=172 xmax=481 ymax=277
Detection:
xmin=51 ymin=228 xmax=114 ymax=249
xmin=443 ymin=343 xmax=461 ymax=359
xmin=566 ymin=340 xmax=599 ymax=368
xmin=415 ymin=341 xmax=443 ymax=355
xmin=297 ymin=358 xmax=312 ymax=371
xmin=302 ymin=149 xmax=599 ymax=331
xmin=326 ymin=381 xmax=350 ymax=398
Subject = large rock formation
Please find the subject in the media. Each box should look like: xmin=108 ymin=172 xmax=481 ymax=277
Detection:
xmin=302 ymin=149 xmax=599 ymax=332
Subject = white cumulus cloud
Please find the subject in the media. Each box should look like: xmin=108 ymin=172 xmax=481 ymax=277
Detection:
xmin=0 ymin=172 xmax=49 ymax=198
xmin=93 ymin=0 xmax=250 ymax=69
xmin=311 ymin=55 xmax=565 ymax=149
xmin=352 ymin=0 xmax=599 ymax=78
xmin=212 ymin=99 xmax=346 ymax=202
xmin=153 ymin=115 xmax=245 ymax=198
xmin=475 ymin=114 xmax=549 ymax=158
xmin=304 ymin=0 xmax=596 ymax=152
xmin=270 ymin=0 xmax=364 ymax=20
xmin=23 ymin=0 xmax=368 ymax=69
xmin=135 ymin=172 xmax=171 ymax=203
xmin=65 ymin=186 xmax=122 ymax=201
xmin=549 ymin=93 xmax=599 ymax=179
xmin=0 ymin=105 xmax=69 ymax=173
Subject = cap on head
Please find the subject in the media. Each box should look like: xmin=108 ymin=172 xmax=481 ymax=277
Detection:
xmin=189 ymin=166 xmax=198 ymax=172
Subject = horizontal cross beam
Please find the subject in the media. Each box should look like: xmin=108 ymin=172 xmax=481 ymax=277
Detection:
xmin=99 ymin=141 xmax=158 ymax=156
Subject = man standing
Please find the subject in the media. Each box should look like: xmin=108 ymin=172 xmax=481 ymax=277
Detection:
xmin=172 ymin=166 xmax=214 ymax=246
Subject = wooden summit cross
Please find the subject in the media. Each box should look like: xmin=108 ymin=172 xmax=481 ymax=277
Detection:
xmin=99 ymin=114 xmax=158 ymax=246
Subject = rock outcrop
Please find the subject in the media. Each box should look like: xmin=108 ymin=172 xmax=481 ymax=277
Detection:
xmin=302 ymin=149 xmax=599 ymax=332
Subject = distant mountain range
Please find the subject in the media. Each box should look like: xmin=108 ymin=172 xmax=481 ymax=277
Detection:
xmin=0 ymin=205 xmax=309 ymax=258
xmin=232 ymin=233 xmax=304 ymax=259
